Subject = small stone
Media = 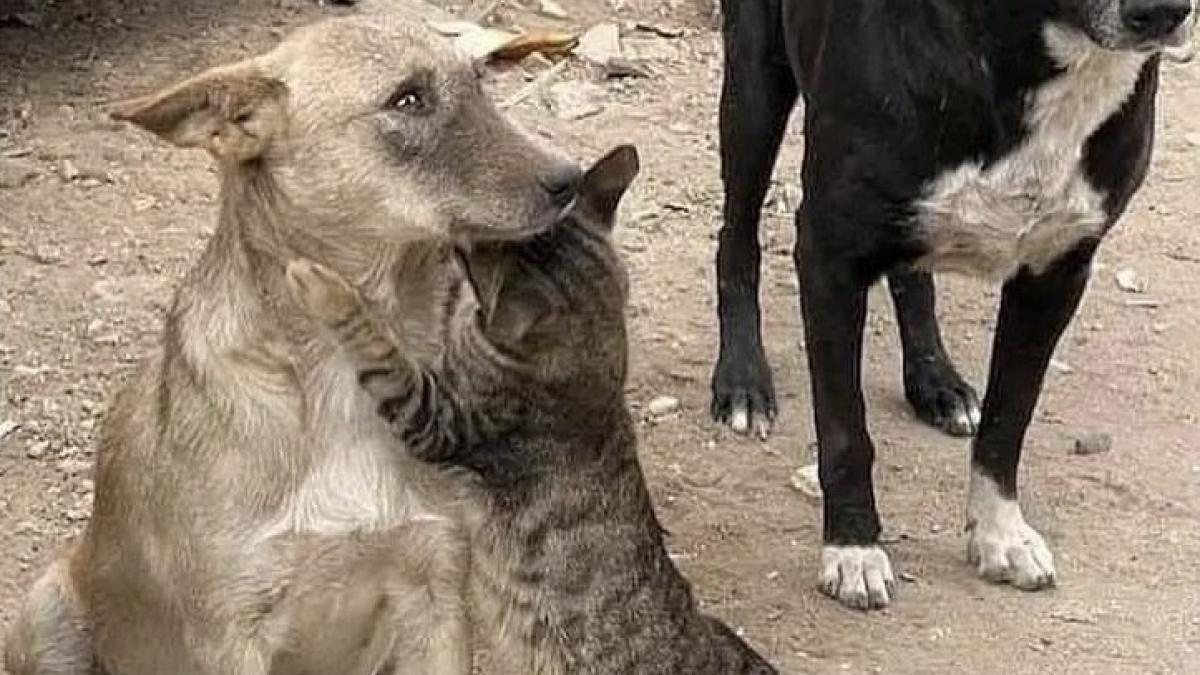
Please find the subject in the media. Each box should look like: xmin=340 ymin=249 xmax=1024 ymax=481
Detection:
xmin=898 ymin=571 xmax=919 ymax=584
xmin=577 ymin=23 xmax=622 ymax=65
xmin=789 ymin=463 xmax=822 ymax=501
xmin=31 ymin=244 xmax=63 ymax=264
xmin=1049 ymin=359 xmax=1074 ymax=375
xmin=1185 ymin=133 xmax=1200 ymax=148
xmin=547 ymin=81 xmax=605 ymax=121
xmin=132 ymin=194 xmax=159 ymax=212
xmin=1072 ymin=432 xmax=1113 ymax=456
xmin=1115 ymin=268 xmax=1144 ymax=293
xmin=602 ymin=57 xmax=651 ymax=79
xmin=647 ymin=395 xmax=681 ymax=417
xmin=60 ymin=158 xmax=80 ymax=182
xmin=538 ymin=0 xmax=569 ymax=19
xmin=0 ymin=419 xmax=18 ymax=440
xmin=66 ymin=507 xmax=90 ymax=522
xmin=27 ymin=440 xmax=49 ymax=459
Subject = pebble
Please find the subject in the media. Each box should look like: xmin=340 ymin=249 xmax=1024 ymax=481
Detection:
xmin=27 ymin=440 xmax=50 ymax=459
xmin=31 ymin=244 xmax=63 ymax=264
xmin=547 ymin=81 xmax=605 ymax=121
xmin=577 ymin=23 xmax=622 ymax=65
xmin=538 ymin=0 xmax=569 ymax=19
xmin=0 ymin=419 xmax=18 ymax=440
xmin=1115 ymin=268 xmax=1144 ymax=293
xmin=647 ymin=395 xmax=681 ymax=417
xmin=60 ymin=158 xmax=80 ymax=182
xmin=1185 ymin=133 xmax=1200 ymax=148
xmin=789 ymin=463 xmax=822 ymax=501
xmin=1049 ymin=359 xmax=1074 ymax=375
xmin=66 ymin=507 xmax=91 ymax=522
xmin=1072 ymin=432 xmax=1113 ymax=456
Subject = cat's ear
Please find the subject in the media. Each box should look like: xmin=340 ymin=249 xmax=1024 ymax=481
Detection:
xmin=109 ymin=60 xmax=288 ymax=162
xmin=456 ymin=245 xmax=550 ymax=346
xmin=578 ymin=144 xmax=640 ymax=229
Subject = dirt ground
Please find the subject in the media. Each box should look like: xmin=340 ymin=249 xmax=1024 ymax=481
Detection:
xmin=1 ymin=0 xmax=1198 ymax=672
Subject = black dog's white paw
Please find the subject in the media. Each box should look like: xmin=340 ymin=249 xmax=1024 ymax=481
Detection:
xmin=966 ymin=472 xmax=1057 ymax=590
xmin=818 ymin=545 xmax=896 ymax=610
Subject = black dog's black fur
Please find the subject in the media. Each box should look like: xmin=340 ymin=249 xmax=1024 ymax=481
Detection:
xmin=712 ymin=0 xmax=1170 ymax=607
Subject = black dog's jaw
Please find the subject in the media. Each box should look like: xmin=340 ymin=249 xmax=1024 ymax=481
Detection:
xmin=713 ymin=0 xmax=1173 ymax=610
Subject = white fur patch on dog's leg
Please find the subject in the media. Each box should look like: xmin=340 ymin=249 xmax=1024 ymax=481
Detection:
xmin=965 ymin=469 xmax=1057 ymax=590
xmin=818 ymin=545 xmax=896 ymax=610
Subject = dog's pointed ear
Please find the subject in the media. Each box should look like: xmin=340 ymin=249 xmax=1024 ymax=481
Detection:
xmin=578 ymin=145 xmax=640 ymax=229
xmin=109 ymin=62 xmax=288 ymax=162
xmin=456 ymin=244 xmax=549 ymax=347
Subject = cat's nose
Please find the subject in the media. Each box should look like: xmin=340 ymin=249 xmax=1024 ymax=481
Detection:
xmin=1121 ymin=0 xmax=1192 ymax=40
xmin=538 ymin=163 xmax=583 ymax=207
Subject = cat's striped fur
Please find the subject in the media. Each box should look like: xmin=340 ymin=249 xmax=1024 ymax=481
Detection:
xmin=287 ymin=146 xmax=778 ymax=675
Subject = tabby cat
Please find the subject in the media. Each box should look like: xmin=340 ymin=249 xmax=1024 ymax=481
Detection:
xmin=285 ymin=145 xmax=778 ymax=674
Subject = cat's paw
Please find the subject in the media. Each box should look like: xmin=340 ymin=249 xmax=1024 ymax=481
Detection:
xmin=285 ymin=259 xmax=360 ymax=324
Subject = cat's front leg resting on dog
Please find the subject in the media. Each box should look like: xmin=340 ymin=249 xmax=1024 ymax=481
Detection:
xmin=286 ymin=259 xmax=468 ymax=464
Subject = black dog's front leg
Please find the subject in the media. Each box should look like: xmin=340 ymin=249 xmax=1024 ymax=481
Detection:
xmin=710 ymin=0 xmax=798 ymax=439
xmin=795 ymin=206 xmax=895 ymax=611
xmin=965 ymin=243 xmax=1096 ymax=590
xmin=887 ymin=269 xmax=982 ymax=436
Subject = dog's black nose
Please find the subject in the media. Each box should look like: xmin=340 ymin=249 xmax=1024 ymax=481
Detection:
xmin=538 ymin=163 xmax=583 ymax=206
xmin=1122 ymin=0 xmax=1191 ymax=40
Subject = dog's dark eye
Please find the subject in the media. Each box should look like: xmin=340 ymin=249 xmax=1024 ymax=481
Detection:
xmin=388 ymin=89 xmax=424 ymax=112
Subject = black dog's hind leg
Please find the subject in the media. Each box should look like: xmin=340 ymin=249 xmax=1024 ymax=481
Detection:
xmin=795 ymin=206 xmax=896 ymax=611
xmin=887 ymin=269 xmax=982 ymax=436
xmin=965 ymin=244 xmax=1095 ymax=590
xmin=711 ymin=0 xmax=798 ymax=438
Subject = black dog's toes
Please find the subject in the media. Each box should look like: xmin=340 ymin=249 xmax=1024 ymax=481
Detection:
xmin=904 ymin=359 xmax=980 ymax=437
xmin=711 ymin=352 xmax=777 ymax=439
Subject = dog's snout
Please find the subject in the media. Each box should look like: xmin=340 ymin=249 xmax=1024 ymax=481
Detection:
xmin=538 ymin=163 xmax=584 ymax=206
xmin=1121 ymin=0 xmax=1192 ymax=40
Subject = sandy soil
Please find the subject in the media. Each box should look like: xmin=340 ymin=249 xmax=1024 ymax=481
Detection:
xmin=1 ymin=0 xmax=1198 ymax=672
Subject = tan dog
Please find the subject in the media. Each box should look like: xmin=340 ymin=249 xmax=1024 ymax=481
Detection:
xmin=4 ymin=12 xmax=581 ymax=675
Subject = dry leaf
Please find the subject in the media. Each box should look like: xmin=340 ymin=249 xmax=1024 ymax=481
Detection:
xmin=491 ymin=30 xmax=579 ymax=61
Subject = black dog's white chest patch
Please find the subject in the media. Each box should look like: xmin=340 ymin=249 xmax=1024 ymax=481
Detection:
xmin=915 ymin=24 xmax=1149 ymax=279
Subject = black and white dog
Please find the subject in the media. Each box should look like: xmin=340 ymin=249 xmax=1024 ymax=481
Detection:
xmin=710 ymin=0 xmax=1194 ymax=609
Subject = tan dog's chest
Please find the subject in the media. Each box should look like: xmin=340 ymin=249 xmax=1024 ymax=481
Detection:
xmin=263 ymin=354 xmax=451 ymax=540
